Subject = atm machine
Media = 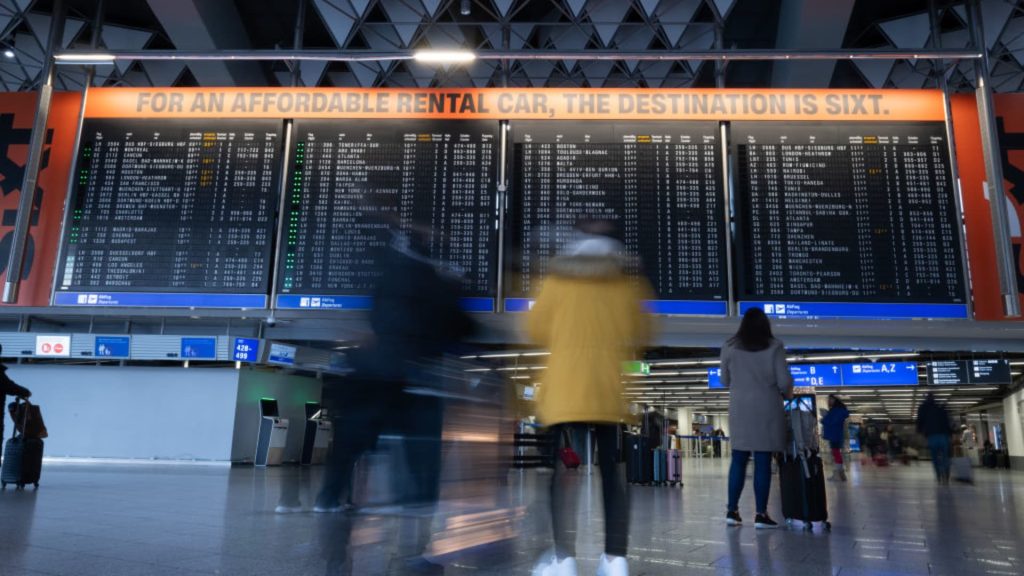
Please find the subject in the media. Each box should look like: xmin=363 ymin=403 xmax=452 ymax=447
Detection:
xmin=300 ymin=401 xmax=333 ymax=465
xmin=255 ymin=398 xmax=289 ymax=466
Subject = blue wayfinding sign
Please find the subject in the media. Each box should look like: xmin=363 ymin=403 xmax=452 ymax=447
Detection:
xmin=709 ymin=361 xmax=918 ymax=388
xmin=94 ymin=336 xmax=130 ymax=358
xmin=181 ymin=337 xmax=217 ymax=360
xmin=840 ymin=362 xmax=919 ymax=386
xmin=232 ymin=338 xmax=260 ymax=362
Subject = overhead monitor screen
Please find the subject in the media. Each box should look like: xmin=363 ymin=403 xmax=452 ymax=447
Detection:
xmin=506 ymin=121 xmax=727 ymax=315
xmin=275 ymin=120 xmax=498 ymax=312
xmin=732 ymin=122 xmax=967 ymax=320
xmin=54 ymin=119 xmax=282 ymax=308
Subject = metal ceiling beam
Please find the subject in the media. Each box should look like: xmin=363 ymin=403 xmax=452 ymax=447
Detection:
xmin=53 ymin=47 xmax=985 ymax=63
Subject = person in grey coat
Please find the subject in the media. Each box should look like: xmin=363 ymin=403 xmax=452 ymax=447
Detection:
xmin=721 ymin=307 xmax=793 ymax=529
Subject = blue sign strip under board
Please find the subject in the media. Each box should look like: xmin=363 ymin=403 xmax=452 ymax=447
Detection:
xmin=739 ymin=301 xmax=968 ymax=320
xmin=505 ymin=298 xmax=727 ymax=315
xmin=709 ymin=361 xmax=919 ymax=388
xmin=55 ymin=292 xmax=267 ymax=309
xmin=277 ymin=294 xmax=494 ymax=312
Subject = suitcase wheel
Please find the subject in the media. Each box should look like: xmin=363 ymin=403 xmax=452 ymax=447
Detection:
xmin=804 ymin=522 xmax=813 ymax=532
xmin=1 ymin=482 xmax=5 ymax=489
xmin=824 ymin=522 xmax=832 ymax=532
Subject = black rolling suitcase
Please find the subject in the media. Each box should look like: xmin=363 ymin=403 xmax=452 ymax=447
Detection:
xmin=626 ymin=433 xmax=652 ymax=484
xmin=779 ymin=453 xmax=830 ymax=532
xmin=2 ymin=399 xmax=44 ymax=490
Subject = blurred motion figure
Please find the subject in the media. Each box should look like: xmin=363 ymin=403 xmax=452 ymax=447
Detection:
xmin=527 ymin=220 xmax=652 ymax=576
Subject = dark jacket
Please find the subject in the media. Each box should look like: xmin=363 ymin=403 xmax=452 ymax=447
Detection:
xmin=821 ymin=404 xmax=849 ymax=444
xmin=353 ymin=232 xmax=475 ymax=384
xmin=0 ymin=365 xmax=30 ymax=438
xmin=916 ymin=398 xmax=953 ymax=437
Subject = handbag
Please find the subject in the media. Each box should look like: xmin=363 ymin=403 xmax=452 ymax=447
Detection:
xmin=559 ymin=428 xmax=581 ymax=469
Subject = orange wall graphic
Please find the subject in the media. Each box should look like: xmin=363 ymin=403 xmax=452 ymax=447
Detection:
xmin=953 ymin=93 xmax=1024 ymax=320
xmin=83 ymin=87 xmax=946 ymax=122
xmin=0 ymin=91 xmax=81 ymax=306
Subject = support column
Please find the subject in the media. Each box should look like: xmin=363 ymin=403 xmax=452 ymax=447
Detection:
xmin=3 ymin=0 xmax=64 ymax=303
xmin=968 ymin=0 xmax=1021 ymax=317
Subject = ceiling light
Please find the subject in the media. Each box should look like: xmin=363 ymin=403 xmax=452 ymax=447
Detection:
xmin=54 ymin=53 xmax=116 ymax=64
xmin=413 ymin=49 xmax=476 ymax=64
xmin=3 ymin=49 xmax=13 ymax=59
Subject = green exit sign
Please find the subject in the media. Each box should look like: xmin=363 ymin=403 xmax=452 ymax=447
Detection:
xmin=622 ymin=360 xmax=650 ymax=375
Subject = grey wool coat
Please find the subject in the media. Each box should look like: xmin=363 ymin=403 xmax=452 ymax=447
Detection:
xmin=720 ymin=339 xmax=794 ymax=452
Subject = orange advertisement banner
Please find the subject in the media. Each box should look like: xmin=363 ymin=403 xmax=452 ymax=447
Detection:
xmin=84 ymin=88 xmax=947 ymax=122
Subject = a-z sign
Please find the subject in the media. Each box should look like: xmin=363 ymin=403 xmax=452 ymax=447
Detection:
xmin=84 ymin=88 xmax=947 ymax=122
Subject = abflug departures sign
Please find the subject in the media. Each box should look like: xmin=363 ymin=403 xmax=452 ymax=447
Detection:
xmin=52 ymin=88 xmax=966 ymax=319
xmin=709 ymin=361 xmax=919 ymax=389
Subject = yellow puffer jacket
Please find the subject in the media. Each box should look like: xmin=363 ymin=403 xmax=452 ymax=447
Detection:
xmin=526 ymin=254 xmax=653 ymax=426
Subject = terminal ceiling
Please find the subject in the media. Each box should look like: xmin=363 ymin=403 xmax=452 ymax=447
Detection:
xmin=0 ymin=0 xmax=1023 ymax=91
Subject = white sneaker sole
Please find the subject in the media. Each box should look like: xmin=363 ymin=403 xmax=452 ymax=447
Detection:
xmin=754 ymin=523 xmax=778 ymax=529
xmin=725 ymin=518 xmax=742 ymax=526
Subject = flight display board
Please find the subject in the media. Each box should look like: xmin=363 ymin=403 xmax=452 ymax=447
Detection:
xmin=733 ymin=122 xmax=968 ymax=320
xmin=275 ymin=120 xmax=498 ymax=311
xmin=54 ymin=119 xmax=282 ymax=308
xmin=506 ymin=121 xmax=727 ymax=315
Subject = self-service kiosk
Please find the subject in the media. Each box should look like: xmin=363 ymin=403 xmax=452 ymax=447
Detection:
xmin=255 ymin=398 xmax=289 ymax=466
xmin=300 ymin=401 xmax=333 ymax=466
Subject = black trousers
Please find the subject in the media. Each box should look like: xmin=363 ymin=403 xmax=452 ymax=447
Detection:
xmin=317 ymin=383 xmax=444 ymax=510
xmin=549 ymin=423 xmax=629 ymax=558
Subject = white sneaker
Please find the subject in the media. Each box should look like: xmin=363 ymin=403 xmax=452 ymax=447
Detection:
xmin=274 ymin=504 xmax=303 ymax=514
xmin=531 ymin=553 xmax=578 ymax=576
xmin=596 ymin=554 xmax=628 ymax=576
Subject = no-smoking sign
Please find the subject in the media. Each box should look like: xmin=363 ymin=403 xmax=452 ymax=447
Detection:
xmin=35 ymin=335 xmax=71 ymax=357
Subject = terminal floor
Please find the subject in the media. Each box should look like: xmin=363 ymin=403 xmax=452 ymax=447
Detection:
xmin=0 ymin=458 xmax=1021 ymax=575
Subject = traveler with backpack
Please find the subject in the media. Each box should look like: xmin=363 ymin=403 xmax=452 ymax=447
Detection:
xmin=821 ymin=395 xmax=850 ymax=481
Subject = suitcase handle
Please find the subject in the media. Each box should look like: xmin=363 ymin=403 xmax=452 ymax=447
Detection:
xmin=9 ymin=397 xmax=31 ymax=440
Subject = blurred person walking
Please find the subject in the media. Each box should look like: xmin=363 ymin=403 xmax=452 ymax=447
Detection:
xmin=721 ymin=308 xmax=793 ymax=529
xmin=528 ymin=222 xmax=653 ymax=576
xmin=917 ymin=393 xmax=954 ymax=485
xmin=821 ymin=395 xmax=849 ymax=482
xmin=313 ymin=216 xmax=475 ymax=575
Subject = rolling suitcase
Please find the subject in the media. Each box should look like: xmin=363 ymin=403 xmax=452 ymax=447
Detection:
xmin=779 ymin=454 xmax=830 ymax=532
xmin=652 ymin=448 xmax=667 ymax=485
xmin=2 ymin=399 xmax=43 ymax=490
xmin=626 ymin=434 xmax=651 ymax=484
xmin=666 ymin=449 xmax=682 ymax=486
xmin=951 ymin=456 xmax=974 ymax=483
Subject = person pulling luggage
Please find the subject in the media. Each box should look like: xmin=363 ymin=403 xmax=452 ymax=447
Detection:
xmin=0 ymin=345 xmax=31 ymax=463
xmin=721 ymin=307 xmax=794 ymax=529
xmin=820 ymin=395 xmax=849 ymax=482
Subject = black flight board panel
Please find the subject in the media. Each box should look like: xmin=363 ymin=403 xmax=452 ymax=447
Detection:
xmin=508 ymin=121 xmax=727 ymax=312
xmin=57 ymin=119 xmax=282 ymax=303
xmin=278 ymin=120 xmax=497 ymax=304
xmin=928 ymin=359 xmax=1011 ymax=385
xmin=732 ymin=122 xmax=966 ymax=306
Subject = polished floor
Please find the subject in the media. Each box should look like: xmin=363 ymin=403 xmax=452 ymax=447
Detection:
xmin=0 ymin=456 xmax=1020 ymax=575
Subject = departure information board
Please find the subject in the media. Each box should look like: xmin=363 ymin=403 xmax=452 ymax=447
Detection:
xmin=507 ymin=121 xmax=727 ymax=315
xmin=54 ymin=120 xmax=282 ymax=308
xmin=275 ymin=120 xmax=498 ymax=311
xmin=733 ymin=122 xmax=968 ymax=319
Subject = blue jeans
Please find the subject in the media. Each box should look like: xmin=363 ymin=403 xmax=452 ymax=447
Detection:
xmin=728 ymin=450 xmax=772 ymax=514
xmin=927 ymin=434 xmax=951 ymax=481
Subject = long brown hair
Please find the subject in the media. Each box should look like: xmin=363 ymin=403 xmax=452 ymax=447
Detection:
xmin=728 ymin=307 xmax=774 ymax=352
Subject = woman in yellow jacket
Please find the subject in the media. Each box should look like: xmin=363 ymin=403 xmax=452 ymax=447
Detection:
xmin=527 ymin=229 xmax=652 ymax=576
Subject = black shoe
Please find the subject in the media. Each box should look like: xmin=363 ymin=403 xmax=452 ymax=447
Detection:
xmin=726 ymin=510 xmax=743 ymax=526
xmin=754 ymin=514 xmax=778 ymax=529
